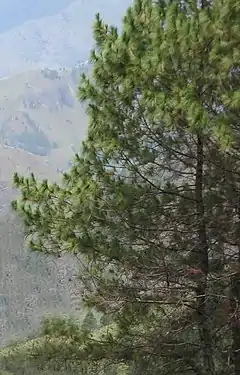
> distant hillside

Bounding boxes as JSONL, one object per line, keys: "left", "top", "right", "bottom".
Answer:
{"left": 0, "top": 64, "right": 91, "bottom": 346}
{"left": 0, "top": 146, "right": 59, "bottom": 182}
{"left": 0, "top": 144, "right": 82, "bottom": 347}
{"left": 0, "top": 0, "right": 74, "bottom": 33}
{"left": 0, "top": 62, "right": 90, "bottom": 344}
{"left": 0, "top": 145, "right": 82, "bottom": 347}
{"left": 0, "top": 207, "right": 82, "bottom": 347}
{"left": 0, "top": 64, "right": 90, "bottom": 174}
{"left": 0, "top": 0, "right": 132, "bottom": 75}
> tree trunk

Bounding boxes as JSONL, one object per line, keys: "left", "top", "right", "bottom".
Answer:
{"left": 230, "top": 193, "right": 240, "bottom": 375}
{"left": 195, "top": 134, "right": 215, "bottom": 375}
{"left": 230, "top": 270, "right": 240, "bottom": 375}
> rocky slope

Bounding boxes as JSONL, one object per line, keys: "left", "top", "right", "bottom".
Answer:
{"left": 0, "top": 63, "right": 90, "bottom": 172}
{"left": 0, "top": 0, "right": 132, "bottom": 75}
{"left": 0, "top": 63, "right": 90, "bottom": 346}
{"left": 0, "top": 0, "right": 74, "bottom": 33}
{"left": 0, "top": 0, "right": 133, "bottom": 348}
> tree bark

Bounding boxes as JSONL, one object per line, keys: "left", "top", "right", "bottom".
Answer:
{"left": 195, "top": 134, "right": 215, "bottom": 375}
{"left": 230, "top": 192, "right": 240, "bottom": 375}
{"left": 230, "top": 270, "right": 240, "bottom": 375}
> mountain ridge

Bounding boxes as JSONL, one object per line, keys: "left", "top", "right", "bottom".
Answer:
{"left": 0, "top": 0, "right": 132, "bottom": 75}
{"left": 0, "top": 0, "right": 75, "bottom": 33}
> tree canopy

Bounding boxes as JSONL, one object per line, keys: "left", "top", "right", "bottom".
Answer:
{"left": 10, "top": 0, "right": 240, "bottom": 374}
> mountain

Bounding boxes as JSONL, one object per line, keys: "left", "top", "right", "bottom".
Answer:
{"left": 0, "top": 0, "right": 133, "bottom": 75}
{"left": 0, "top": 0, "right": 133, "bottom": 348}
{"left": 0, "top": 0, "right": 74, "bottom": 33}
{"left": 0, "top": 63, "right": 90, "bottom": 176}
{"left": 0, "top": 206, "right": 81, "bottom": 347}
{"left": 0, "top": 64, "right": 90, "bottom": 346}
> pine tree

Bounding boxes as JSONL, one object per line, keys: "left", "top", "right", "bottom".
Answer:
{"left": 0, "top": 316, "right": 130, "bottom": 374}
{"left": 12, "top": 0, "right": 240, "bottom": 374}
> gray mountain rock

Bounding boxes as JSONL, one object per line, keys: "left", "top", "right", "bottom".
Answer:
{"left": 0, "top": 0, "right": 132, "bottom": 75}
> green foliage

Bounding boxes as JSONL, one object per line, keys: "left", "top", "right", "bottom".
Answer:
{"left": 82, "top": 310, "right": 98, "bottom": 331}
{"left": 11, "top": 0, "right": 240, "bottom": 374}
{"left": 0, "top": 316, "right": 131, "bottom": 375}
{"left": 100, "top": 314, "right": 112, "bottom": 328}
